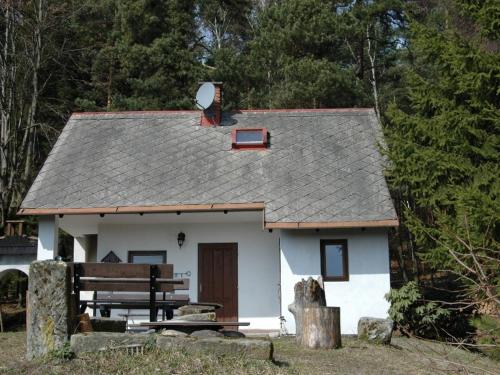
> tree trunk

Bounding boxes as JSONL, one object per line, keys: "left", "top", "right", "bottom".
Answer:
{"left": 299, "top": 307, "right": 341, "bottom": 349}
{"left": 288, "top": 277, "right": 326, "bottom": 343}
{"left": 366, "top": 24, "right": 381, "bottom": 123}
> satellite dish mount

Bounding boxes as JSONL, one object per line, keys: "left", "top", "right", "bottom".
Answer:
{"left": 196, "top": 82, "right": 222, "bottom": 126}
{"left": 195, "top": 82, "right": 216, "bottom": 110}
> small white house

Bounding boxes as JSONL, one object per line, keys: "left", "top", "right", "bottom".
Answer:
{"left": 19, "top": 86, "right": 398, "bottom": 334}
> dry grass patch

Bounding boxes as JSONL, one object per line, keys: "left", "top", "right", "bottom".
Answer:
{"left": 0, "top": 331, "right": 498, "bottom": 375}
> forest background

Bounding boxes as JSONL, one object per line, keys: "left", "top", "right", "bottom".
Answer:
{"left": 0, "top": 0, "right": 498, "bottom": 353}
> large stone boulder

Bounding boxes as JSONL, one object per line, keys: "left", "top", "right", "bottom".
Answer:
{"left": 156, "top": 336, "right": 273, "bottom": 360}
{"left": 172, "top": 312, "right": 216, "bottom": 322}
{"left": 191, "top": 329, "right": 224, "bottom": 338}
{"left": 177, "top": 305, "right": 215, "bottom": 316}
{"left": 160, "top": 329, "right": 188, "bottom": 337}
{"left": 357, "top": 317, "right": 393, "bottom": 345}
{"left": 90, "top": 317, "right": 126, "bottom": 333}
{"left": 221, "top": 330, "right": 246, "bottom": 338}
{"left": 70, "top": 332, "right": 153, "bottom": 355}
{"left": 27, "top": 260, "right": 73, "bottom": 359}
{"left": 70, "top": 332, "right": 274, "bottom": 361}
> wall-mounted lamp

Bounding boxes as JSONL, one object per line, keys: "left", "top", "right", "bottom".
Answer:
{"left": 177, "top": 232, "right": 186, "bottom": 248}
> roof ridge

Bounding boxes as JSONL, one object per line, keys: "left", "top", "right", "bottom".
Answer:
{"left": 70, "top": 108, "right": 375, "bottom": 118}
{"left": 232, "top": 108, "right": 374, "bottom": 113}
{"left": 71, "top": 110, "right": 200, "bottom": 117}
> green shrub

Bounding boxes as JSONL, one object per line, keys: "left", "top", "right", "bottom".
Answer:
{"left": 386, "top": 281, "right": 450, "bottom": 337}
{"left": 471, "top": 315, "right": 500, "bottom": 361}
{"left": 47, "top": 341, "right": 75, "bottom": 362}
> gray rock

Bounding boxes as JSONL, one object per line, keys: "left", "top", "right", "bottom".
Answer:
{"left": 267, "top": 331, "right": 280, "bottom": 339}
{"left": 191, "top": 329, "right": 224, "bottom": 338}
{"left": 70, "top": 332, "right": 152, "bottom": 355}
{"left": 172, "top": 312, "right": 217, "bottom": 322}
{"left": 27, "top": 260, "right": 72, "bottom": 359}
{"left": 90, "top": 317, "right": 126, "bottom": 333}
{"left": 221, "top": 330, "right": 246, "bottom": 338}
{"left": 69, "top": 332, "right": 273, "bottom": 361}
{"left": 357, "top": 317, "right": 393, "bottom": 345}
{"left": 156, "top": 336, "right": 273, "bottom": 361}
{"left": 160, "top": 329, "right": 188, "bottom": 337}
{"left": 177, "top": 305, "right": 215, "bottom": 316}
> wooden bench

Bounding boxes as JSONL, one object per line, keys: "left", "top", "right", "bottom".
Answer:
{"left": 70, "top": 262, "right": 189, "bottom": 322}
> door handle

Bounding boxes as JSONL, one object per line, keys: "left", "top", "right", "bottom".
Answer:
{"left": 199, "top": 284, "right": 202, "bottom": 293}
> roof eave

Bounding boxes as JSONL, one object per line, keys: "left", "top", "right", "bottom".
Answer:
{"left": 17, "top": 202, "right": 266, "bottom": 216}
{"left": 265, "top": 219, "right": 399, "bottom": 229}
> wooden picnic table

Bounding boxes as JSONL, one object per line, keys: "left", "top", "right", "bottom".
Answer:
{"left": 81, "top": 292, "right": 222, "bottom": 320}
{"left": 81, "top": 293, "right": 190, "bottom": 319}
{"left": 139, "top": 320, "right": 250, "bottom": 334}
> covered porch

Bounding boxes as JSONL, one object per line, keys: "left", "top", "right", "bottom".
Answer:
{"left": 35, "top": 209, "right": 282, "bottom": 332}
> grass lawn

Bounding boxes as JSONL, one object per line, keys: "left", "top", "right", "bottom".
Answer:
{"left": 0, "top": 330, "right": 497, "bottom": 374}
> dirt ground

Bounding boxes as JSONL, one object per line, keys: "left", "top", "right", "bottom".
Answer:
{"left": 0, "top": 330, "right": 498, "bottom": 374}
{"left": 0, "top": 303, "right": 26, "bottom": 330}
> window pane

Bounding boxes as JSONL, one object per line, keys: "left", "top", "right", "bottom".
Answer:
{"left": 131, "top": 255, "right": 164, "bottom": 264}
{"left": 236, "top": 130, "right": 263, "bottom": 143}
{"left": 325, "top": 244, "right": 344, "bottom": 277}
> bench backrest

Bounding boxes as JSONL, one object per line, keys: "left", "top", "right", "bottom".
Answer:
{"left": 70, "top": 263, "right": 189, "bottom": 292}
{"left": 95, "top": 291, "right": 191, "bottom": 302}
{"left": 71, "top": 262, "right": 173, "bottom": 278}
{"left": 70, "top": 262, "right": 189, "bottom": 322}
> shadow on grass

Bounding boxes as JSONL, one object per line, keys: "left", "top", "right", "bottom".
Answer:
{"left": 272, "top": 359, "right": 290, "bottom": 367}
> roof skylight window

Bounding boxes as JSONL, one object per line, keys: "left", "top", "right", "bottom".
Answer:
{"left": 231, "top": 128, "right": 268, "bottom": 150}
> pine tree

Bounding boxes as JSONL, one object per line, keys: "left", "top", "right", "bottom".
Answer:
{"left": 384, "top": 0, "right": 500, "bottom": 311}
{"left": 74, "top": 0, "right": 203, "bottom": 111}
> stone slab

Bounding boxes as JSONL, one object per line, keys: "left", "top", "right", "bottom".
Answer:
{"left": 27, "top": 260, "right": 72, "bottom": 359}
{"left": 156, "top": 336, "right": 273, "bottom": 360}
{"left": 70, "top": 332, "right": 154, "bottom": 355}
{"left": 177, "top": 305, "right": 215, "bottom": 316}
{"left": 190, "top": 329, "right": 223, "bottom": 337}
{"left": 172, "top": 312, "right": 216, "bottom": 322}
{"left": 160, "top": 329, "right": 188, "bottom": 337}
{"left": 69, "top": 332, "right": 273, "bottom": 361}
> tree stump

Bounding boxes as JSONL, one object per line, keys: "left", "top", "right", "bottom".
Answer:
{"left": 288, "top": 277, "right": 341, "bottom": 349}
{"left": 299, "top": 307, "right": 341, "bottom": 349}
{"left": 288, "top": 277, "right": 326, "bottom": 343}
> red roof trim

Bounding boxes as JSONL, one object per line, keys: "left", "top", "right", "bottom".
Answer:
{"left": 70, "top": 108, "right": 374, "bottom": 117}
{"left": 233, "top": 108, "right": 374, "bottom": 113}
{"left": 17, "top": 202, "right": 266, "bottom": 216}
{"left": 71, "top": 110, "right": 200, "bottom": 117}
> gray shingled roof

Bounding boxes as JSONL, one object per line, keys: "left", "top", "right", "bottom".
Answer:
{"left": 0, "top": 236, "right": 37, "bottom": 255}
{"left": 21, "top": 109, "right": 396, "bottom": 224}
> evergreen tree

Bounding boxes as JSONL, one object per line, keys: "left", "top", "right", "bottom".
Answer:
{"left": 246, "top": 0, "right": 369, "bottom": 109}
{"left": 384, "top": 0, "right": 500, "bottom": 311}
{"left": 74, "top": 0, "right": 203, "bottom": 111}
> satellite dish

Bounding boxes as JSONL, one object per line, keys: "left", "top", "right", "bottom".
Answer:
{"left": 195, "top": 82, "right": 216, "bottom": 110}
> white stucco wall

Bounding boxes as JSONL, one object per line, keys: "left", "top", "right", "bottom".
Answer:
{"left": 0, "top": 256, "right": 33, "bottom": 277}
{"left": 97, "top": 221, "right": 281, "bottom": 330}
{"left": 280, "top": 228, "right": 391, "bottom": 335}
{"left": 37, "top": 216, "right": 59, "bottom": 260}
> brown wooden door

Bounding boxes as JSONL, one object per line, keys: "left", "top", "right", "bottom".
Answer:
{"left": 198, "top": 243, "right": 238, "bottom": 322}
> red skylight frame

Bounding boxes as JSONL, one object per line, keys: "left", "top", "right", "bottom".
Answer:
{"left": 231, "top": 128, "right": 268, "bottom": 150}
